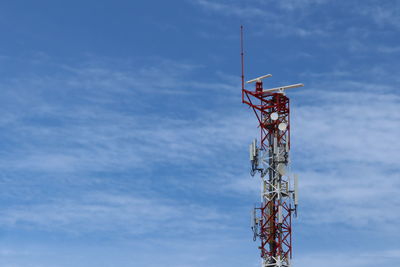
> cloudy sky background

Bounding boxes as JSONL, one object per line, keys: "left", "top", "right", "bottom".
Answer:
{"left": 0, "top": 0, "right": 399, "bottom": 266}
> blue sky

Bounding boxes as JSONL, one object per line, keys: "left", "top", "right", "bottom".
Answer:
{"left": 0, "top": 0, "right": 399, "bottom": 266}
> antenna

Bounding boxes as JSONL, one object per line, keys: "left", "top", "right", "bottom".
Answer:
{"left": 241, "top": 25, "right": 245, "bottom": 91}
{"left": 246, "top": 74, "right": 273, "bottom": 84}
{"left": 294, "top": 174, "right": 299, "bottom": 206}
{"left": 263, "top": 83, "right": 304, "bottom": 93}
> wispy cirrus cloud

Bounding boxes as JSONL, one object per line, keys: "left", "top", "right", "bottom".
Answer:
{"left": 289, "top": 78, "right": 400, "bottom": 233}
{"left": 0, "top": 56, "right": 243, "bottom": 174}
{"left": 0, "top": 192, "right": 229, "bottom": 236}
{"left": 2, "top": 55, "right": 398, "bottom": 233}
{"left": 0, "top": 56, "right": 251, "bottom": 242}
{"left": 0, "top": 52, "right": 398, "bottom": 266}
{"left": 296, "top": 249, "right": 400, "bottom": 267}
{"left": 224, "top": 75, "right": 400, "bottom": 236}
{"left": 195, "top": 0, "right": 266, "bottom": 18}
{"left": 360, "top": 1, "right": 400, "bottom": 29}
{"left": 192, "top": 0, "right": 330, "bottom": 37}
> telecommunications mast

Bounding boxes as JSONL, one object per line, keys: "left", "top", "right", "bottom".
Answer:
{"left": 241, "top": 26, "right": 303, "bottom": 267}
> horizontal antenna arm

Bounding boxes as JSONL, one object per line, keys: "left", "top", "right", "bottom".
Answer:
{"left": 246, "top": 74, "right": 272, "bottom": 84}
{"left": 263, "top": 83, "right": 304, "bottom": 93}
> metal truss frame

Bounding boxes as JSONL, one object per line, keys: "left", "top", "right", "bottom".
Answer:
{"left": 243, "top": 81, "right": 294, "bottom": 267}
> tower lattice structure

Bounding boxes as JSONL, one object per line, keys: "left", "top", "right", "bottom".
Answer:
{"left": 243, "top": 80, "right": 297, "bottom": 267}
{"left": 240, "top": 26, "right": 302, "bottom": 267}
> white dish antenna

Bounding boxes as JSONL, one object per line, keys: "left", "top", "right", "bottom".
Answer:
{"left": 278, "top": 122, "right": 287, "bottom": 131}
{"left": 263, "top": 83, "right": 304, "bottom": 93}
{"left": 270, "top": 112, "right": 279, "bottom": 121}
{"left": 246, "top": 74, "right": 272, "bottom": 84}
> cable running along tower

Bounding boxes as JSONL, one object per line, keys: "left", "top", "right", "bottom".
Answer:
{"left": 241, "top": 26, "right": 303, "bottom": 267}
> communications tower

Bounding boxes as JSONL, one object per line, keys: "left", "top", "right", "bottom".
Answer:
{"left": 241, "top": 26, "right": 303, "bottom": 267}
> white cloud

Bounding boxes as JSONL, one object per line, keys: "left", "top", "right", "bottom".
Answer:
{"left": 193, "top": 0, "right": 328, "bottom": 37}
{"left": 195, "top": 0, "right": 266, "bottom": 18}
{"left": 0, "top": 55, "right": 398, "bottom": 261}
{"left": 0, "top": 58, "right": 247, "bottom": 174}
{"left": 275, "top": 0, "right": 329, "bottom": 11}
{"left": 0, "top": 192, "right": 229, "bottom": 236}
{"left": 296, "top": 249, "right": 400, "bottom": 267}
{"left": 220, "top": 74, "right": 400, "bottom": 234}
{"left": 285, "top": 80, "right": 400, "bottom": 232}
{"left": 0, "top": 57, "right": 249, "bottom": 238}
{"left": 360, "top": 2, "right": 400, "bottom": 29}
{"left": 293, "top": 88, "right": 399, "bottom": 166}
{"left": 378, "top": 45, "right": 400, "bottom": 53}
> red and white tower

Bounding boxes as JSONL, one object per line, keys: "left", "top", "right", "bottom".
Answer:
{"left": 241, "top": 26, "right": 303, "bottom": 267}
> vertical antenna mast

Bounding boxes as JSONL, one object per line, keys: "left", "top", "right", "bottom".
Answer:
{"left": 241, "top": 30, "right": 304, "bottom": 267}
{"left": 241, "top": 25, "right": 245, "bottom": 91}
